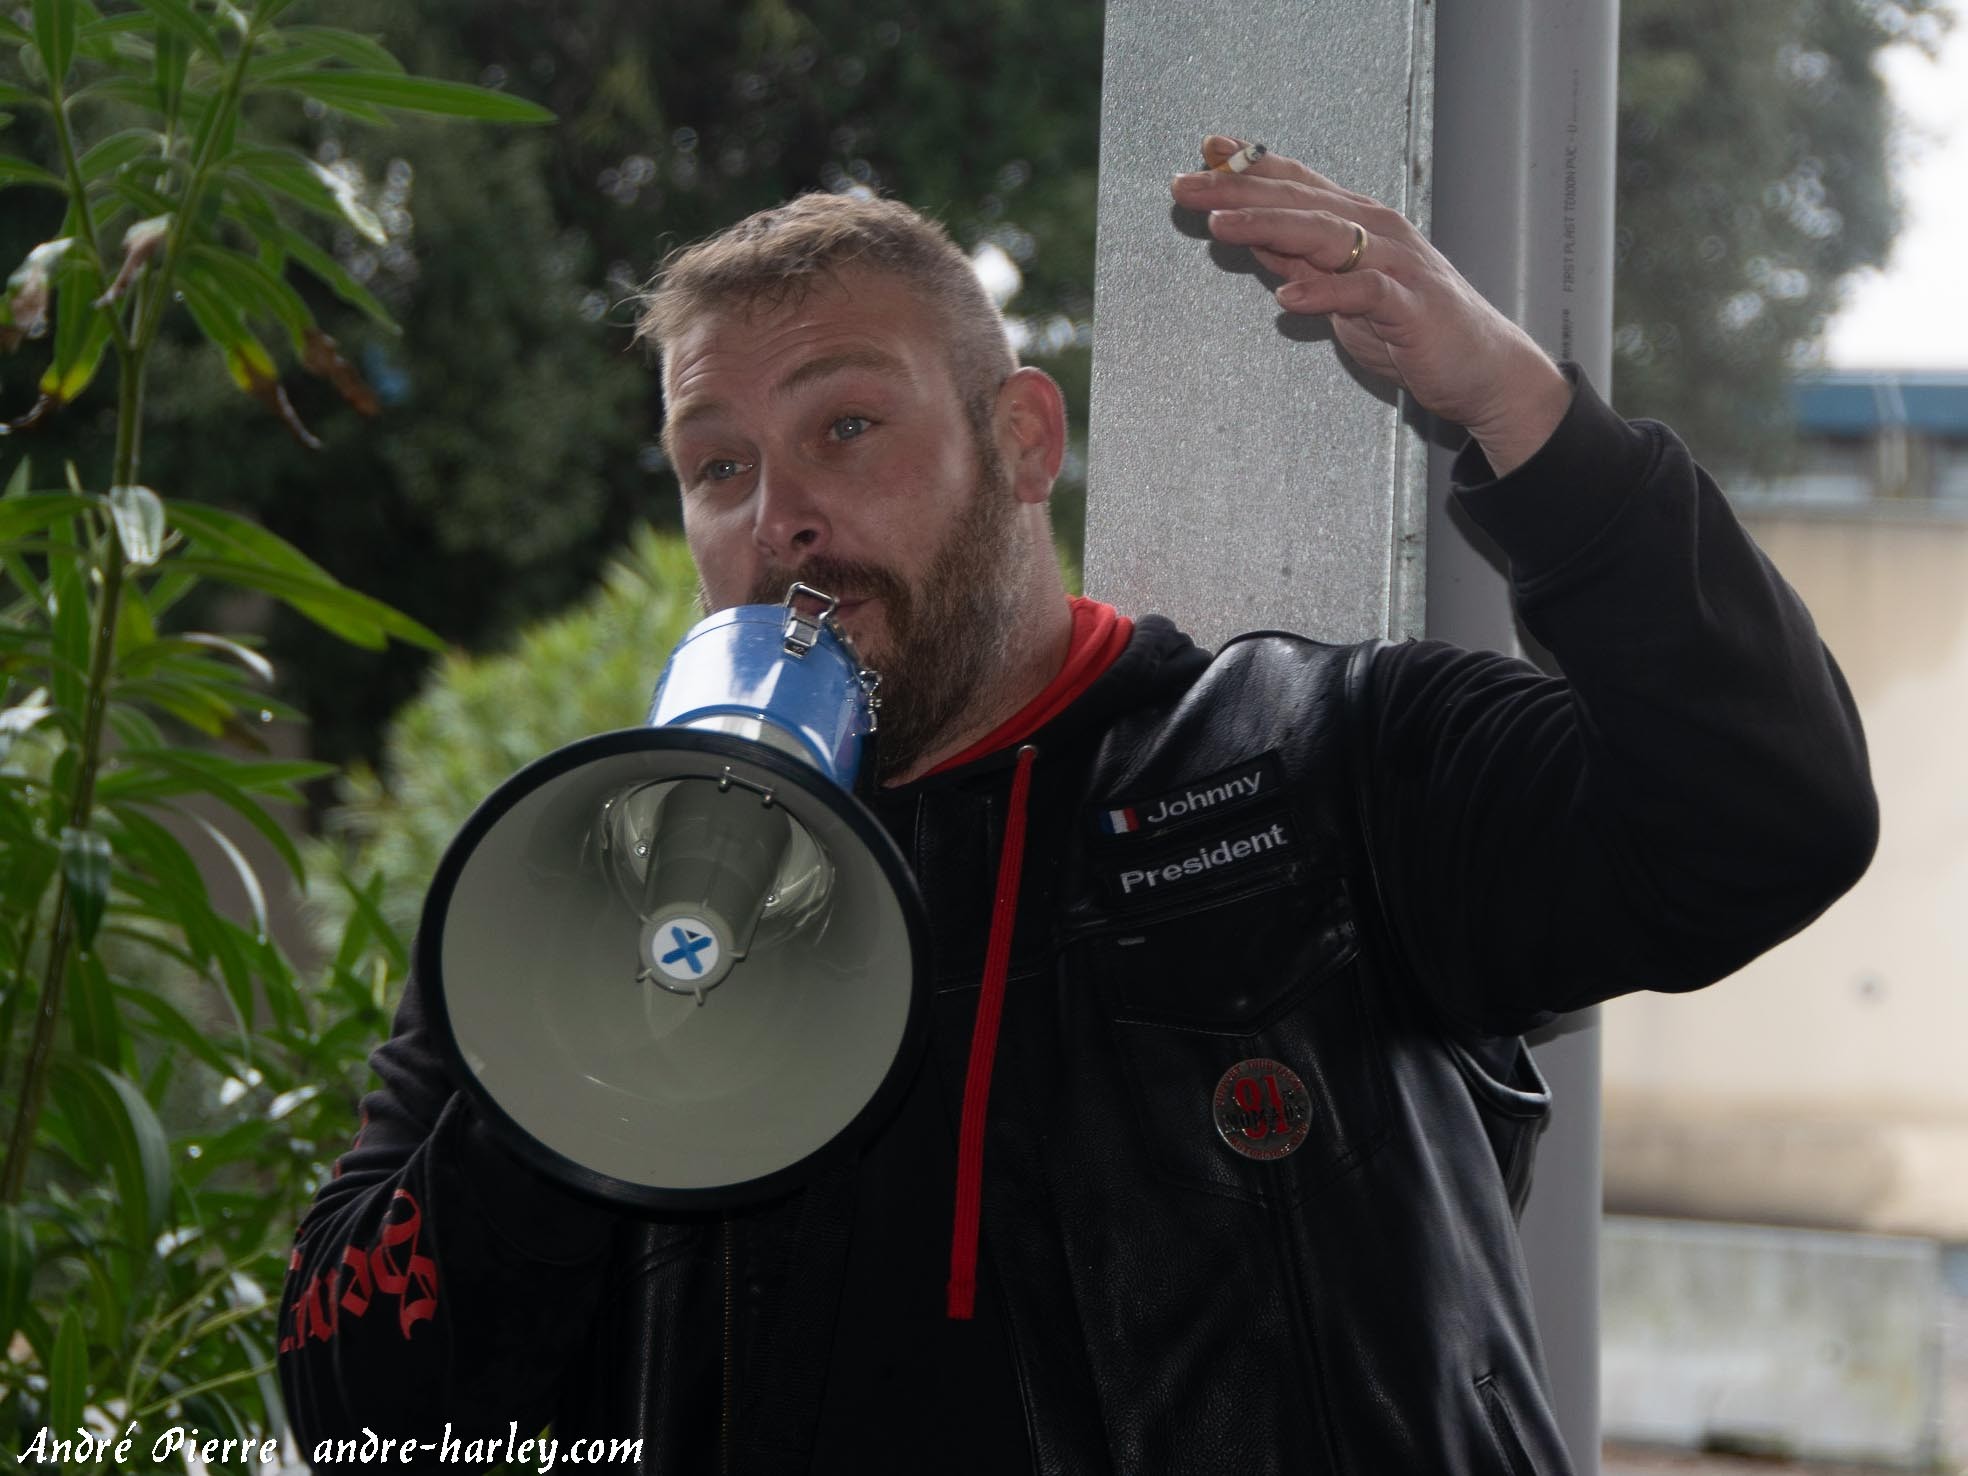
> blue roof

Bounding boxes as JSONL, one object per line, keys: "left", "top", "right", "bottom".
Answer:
{"left": 1794, "top": 371, "right": 1968, "bottom": 436}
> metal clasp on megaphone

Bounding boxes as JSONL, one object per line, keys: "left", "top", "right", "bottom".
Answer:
{"left": 781, "top": 582, "right": 836, "bottom": 657}
{"left": 782, "top": 583, "right": 882, "bottom": 732}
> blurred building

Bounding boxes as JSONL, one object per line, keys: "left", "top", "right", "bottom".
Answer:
{"left": 1598, "top": 369, "right": 1968, "bottom": 1470}
{"left": 1602, "top": 368, "right": 1968, "bottom": 1239}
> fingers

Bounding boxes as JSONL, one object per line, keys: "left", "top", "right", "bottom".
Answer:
{"left": 1196, "top": 134, "right": 1382, "bottom": 210}
{"left": 1174, "top": 136, "right": 1409, "bottom": 246}
{"left": 1205, "top": 206, "right": 1376, "bottom": 278}
{"left": 1274, "top": 266, "right": 1405, "bottom": 321}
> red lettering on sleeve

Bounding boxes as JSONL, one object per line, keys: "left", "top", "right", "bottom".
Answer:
{"left": 277, "top": 1188, "right": 440, "bottom": 1354}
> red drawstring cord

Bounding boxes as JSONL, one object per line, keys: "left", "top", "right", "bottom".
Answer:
{"left": 947, "top": 743, "right": 1038, "bottom": 1320}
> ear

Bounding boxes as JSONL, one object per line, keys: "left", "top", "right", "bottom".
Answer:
{"left": 994, "top": 367, "right": 1068, "bottom": 505}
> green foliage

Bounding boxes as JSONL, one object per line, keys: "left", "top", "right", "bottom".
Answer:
{"left": 306, "top": 524, "right": 704, "bottom": 948}
{"left": 1612, "top": 0, "right": 1953, "bottom": 470}
{"left": 6, "top": 0, "right": 1104, "bottom": 771}
{"left": 0, "top": 0, "right": 537, "bottom": 1462}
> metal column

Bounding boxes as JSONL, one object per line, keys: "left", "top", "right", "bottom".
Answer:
{"left": 1086, "top": 3, "right": 1618, "bottom": 1472}
{"left": 1429, "top": 5, "right": 1617, "bottom": 1472}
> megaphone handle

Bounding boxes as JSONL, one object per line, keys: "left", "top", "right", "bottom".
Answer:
{"left": 853, "top": 728, "right": 883, "bottom": 798}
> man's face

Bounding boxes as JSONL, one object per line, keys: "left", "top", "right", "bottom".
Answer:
{"left": 662, "top": 268, "right": 1020, "bottom": 778}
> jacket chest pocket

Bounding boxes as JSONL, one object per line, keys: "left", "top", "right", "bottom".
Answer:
{"left": 1089, "top": 876, "right": 1392, "bottom": 1206}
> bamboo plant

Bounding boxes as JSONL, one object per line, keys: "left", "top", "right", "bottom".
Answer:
{"left": 0, "top": 0, "right": 550, "bottom": 1462}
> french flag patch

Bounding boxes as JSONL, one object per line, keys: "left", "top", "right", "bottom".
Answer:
{"left": 1099, "top": 807, "right": 1139, "bottom": 835}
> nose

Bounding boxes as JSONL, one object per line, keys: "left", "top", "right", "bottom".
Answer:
{"left": 752, "top": 462, "right": 829, "bottom": 565}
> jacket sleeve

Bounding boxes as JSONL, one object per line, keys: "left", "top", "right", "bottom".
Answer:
{"left": 276, "top": 964, "right": 620, "bottom": 1461}
{"left": 1358, "top": 368, "right": 1878, "bottom": 1038}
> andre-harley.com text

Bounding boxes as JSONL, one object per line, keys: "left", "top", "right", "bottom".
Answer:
{"left": 18, "top": 1421, "right": 645, "bottom": 1471}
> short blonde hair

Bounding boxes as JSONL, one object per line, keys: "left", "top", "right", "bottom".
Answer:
{"left": 633, "top": 192, "right": 1015, "bottom": 441}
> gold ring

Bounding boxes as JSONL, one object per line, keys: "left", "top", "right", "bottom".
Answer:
{"left": 1336, "top": 221, "right": 1367, "bottom": 274}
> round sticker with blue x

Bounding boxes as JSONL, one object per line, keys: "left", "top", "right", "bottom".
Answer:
{"left": 652, "top": 916, "right": 721, "bottom": 984}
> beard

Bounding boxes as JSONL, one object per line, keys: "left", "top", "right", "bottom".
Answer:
{"left": 740, "top": 436, "right": 1021, "bottom": 782}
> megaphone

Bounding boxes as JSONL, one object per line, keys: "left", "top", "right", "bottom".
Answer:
{"left": 417, "top": 583, "right": 930, "bottom": 1211}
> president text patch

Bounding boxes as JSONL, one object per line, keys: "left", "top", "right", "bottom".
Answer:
{"left": 1097, "top": 810, "right": 1298, "bottom": 905}
{"left": 1092, "top": 752, "right": 1286, "bottom": 840}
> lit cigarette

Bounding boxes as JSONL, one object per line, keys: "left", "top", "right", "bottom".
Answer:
{"left": 1211, "top": 142, "right": 1268, "bottom": 174}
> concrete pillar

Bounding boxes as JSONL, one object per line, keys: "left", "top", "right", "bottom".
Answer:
{"left": 1085, "top": 0, "right": 1435, "bottom": 646}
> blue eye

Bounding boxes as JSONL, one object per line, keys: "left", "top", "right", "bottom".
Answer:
{"left": 699, "top": 458, "right": 745, "bottom": 483}
{"left": 831, "top": 415, "right": 872, "bottom": 441}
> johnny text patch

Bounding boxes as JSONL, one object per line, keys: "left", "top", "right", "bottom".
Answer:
{"left": 1092, "top": 752, "right": 1287, "bottom": 841}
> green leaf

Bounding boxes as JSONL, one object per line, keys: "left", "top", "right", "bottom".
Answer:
{"left": 115, "top": 983, "right": 237, "bottom": 1077}
{"left": 113, "top": 575, "right": 158, "bottom": 661}
{"left": 277, "top": 25, "right": 405, "bottom": 74}
{"left": 0, "top": 154, "right": 66, "bottom": 190}
{"left": 103, "top": 796, "right": 209, "bottom": 895}
{"left": 0, "top": 1204, "right": 33, "bottom": 1359}
{"left": 153, "top": 24, "right": 187, "bottom": 120}
{"left": 0, "top": 16, "right": 33, "bottom": 45}
{"left": 224, "top": 147, "right": 385, "bottom": 246}
{"left": 61, "top": 823, "right": 112, "bottom": 951}
{"left": 107, "top": 174, "right": 179, "bottom": 222}
{"left": 337, "top": 868, "right": 407, "bottom": 970}
{"left": 184, "top": 243, "right": 313, "bottom": 354}
{"left": 142, "top": 565, "right": 198, "bottom": 620}
{"left": 0, "top": 825, "right": 59, "bottom": 938}
{"left": 167, "top": 504, "right": 440, "bottom": 649}
{"left": 100, "top": 805, "right": 254, "bottom": 1045}
{"left": 127, "top": 0, "right": 223, "bottom": 63}
{"left": 109, "top": 483, "right": 165, "bottom": 567}
{"left": 178, "top": 631, "right": 276, "bottom": 685}
{"left": 274, "top": 70, "right": 555, "bottom": 123}
{"left": 51, "top": 1056, "right": 174, "bottom": 1247}
{"left": 42, "top": 307, "right": 116, "bottom": 406}
{"left": 48, "top": 1304, "right": 86, "bottom": 1438}
{"left": 170, "top": 555, "right": 408, "bottom": 651}
{"left": 38, "top": 250, "right": 114, "bottom": 406}
{"left": 105, "top": 701, "right": 167, "bottom": 751}
{"left": 174, "top": 269, "right": 281, "bottom": 398}
{"left": 48, "top": 532, "right": 90, "bottom": 725}
{"left": 113, "top": 674, "right": 231, "bottom": 736}
{"left": 68, "top": 948, "right": 124, "bottom": 1066}
{"left": 191, "top": 810, "right": 269, "bottom": 941}
{"left": 100, "top": 747, "right": 328, "bottom": 805}
{"left": 0, "top": 491, "right": 97, "bottom": 543}
{"left": 74, "top": 72, "right": 213, "bottom": 121}
{"left": 98, "top": 748, "right": 306, "bottom": 881}
{"left": 267, "top": 219, "right": 397, "bottom": 333}
{"left": 77, "top": 126, "right": 163, "bottom": 183}
{"left": 77, "top": 10, "right": 155, "bottom": 40}
{"left": 33, "top": 0, "right": 77, "bottom": 90}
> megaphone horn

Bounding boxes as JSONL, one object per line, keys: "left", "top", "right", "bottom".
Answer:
{"left": 418, "top": 584, "right": 929, "bottom": 1211}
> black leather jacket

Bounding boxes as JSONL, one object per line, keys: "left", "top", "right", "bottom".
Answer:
{"left": 278, "top": 377, "right": 1876, "bottom": 1473}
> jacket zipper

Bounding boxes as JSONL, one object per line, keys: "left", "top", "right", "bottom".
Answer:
{"left": 720, "top": 1214, "right": 735, "bottom": 1475}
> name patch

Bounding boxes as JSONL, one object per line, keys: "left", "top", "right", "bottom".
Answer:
{"left": 1092, "top": 753, "right": 1286, "bottom": 840}
{"left": 1099, "top": 812, "right": 1298, "bottom": 905}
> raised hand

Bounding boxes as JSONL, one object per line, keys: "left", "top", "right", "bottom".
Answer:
{"left": 1170, "top": 136, "right": 1571, "bottom": 475}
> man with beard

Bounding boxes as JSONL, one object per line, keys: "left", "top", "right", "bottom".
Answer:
{"left": 277, "top": 143, "right": 1876, "bottom": 1473}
